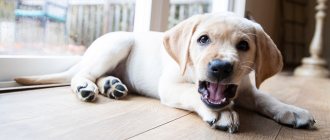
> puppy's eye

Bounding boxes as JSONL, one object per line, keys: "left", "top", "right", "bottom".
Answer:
{"left": 236, "top": 40, "right": 249, "bottom": 51}
{"left": 197, "top": 35, "right": 211, "bottom": 46}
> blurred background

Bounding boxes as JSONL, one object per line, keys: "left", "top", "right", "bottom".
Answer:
{"left": 0, "top": 0, "right": 329, "bottom": 70}
{"left": 0, "top": 0, "right": 211, "bottom": 56}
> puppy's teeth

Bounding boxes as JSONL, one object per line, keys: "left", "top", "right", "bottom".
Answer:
{"left": 221, "top": 98, "right": 226, "bottom": 102}
{"left": 203, "top": 94, "right": 207, "bottom": 99}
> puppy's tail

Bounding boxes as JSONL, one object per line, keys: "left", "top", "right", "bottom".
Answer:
{"left": 15, "top": 63, "right": 80, "bottom": 85}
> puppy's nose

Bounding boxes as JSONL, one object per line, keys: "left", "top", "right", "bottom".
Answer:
{"left": 208, "top": 59, "right": 233, "bottom": 80}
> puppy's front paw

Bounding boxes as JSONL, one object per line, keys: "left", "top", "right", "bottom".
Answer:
{"left": 97, "top": 76, "right": 128, "bottom": 99}
{"left": 214, "top": 110, "right": 239, "bottom": 133}
{"left": 196, "top": 107, "right": 218, "bottom": 127}
{"left": 274, "top": 105, "right": 315, "bottom": 129}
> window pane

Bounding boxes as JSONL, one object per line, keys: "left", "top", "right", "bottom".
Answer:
{"left": 168, "top": 0, "right": 211, "bottom": 29}
{"left": 0, "top": 0, "right": 135, "bottom": 56}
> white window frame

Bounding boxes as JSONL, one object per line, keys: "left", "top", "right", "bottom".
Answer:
{"left": 134, "top": 0, "right": 246, "bottom": 32}
{"left": 212, "top": 0, "right": 246, "bottom": 17}
{"left": 0, "top": 0, "right": 246, "bottom": 88}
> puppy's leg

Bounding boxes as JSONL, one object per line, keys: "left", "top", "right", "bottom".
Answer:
{"left": 236, "top": 76, "right": 315, "bottom": 128}
{"left": 71, "top": 39, "right": 133, "bottom": 102}
{"left": 159, "top": 81, "right": 239, "bottom": 133}
{"left": 96, "top": 76, "right": 128, "bottom": 99}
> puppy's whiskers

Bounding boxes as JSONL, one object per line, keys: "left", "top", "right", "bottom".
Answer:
{"left": 239, "top": 61, "right": 254, "bottom": 65}
{"left": 240, "top": 65, "right": 255, "bottom": 72}
{"left": 237, "top": 61, "right": 254, "bottom": 72}
{"left": 245, "top": 33, "right": 257, "bottom": 36}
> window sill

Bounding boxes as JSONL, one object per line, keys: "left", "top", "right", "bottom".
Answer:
{"left": 0, "top": 55, "right": 81, "bottom": 84}
{"left": 0, "top": 81, "right": 69, "bottom": 93}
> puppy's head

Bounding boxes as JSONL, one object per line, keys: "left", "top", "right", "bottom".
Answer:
{"left": 163, "top": 12, "right": 283, "bottom": 110}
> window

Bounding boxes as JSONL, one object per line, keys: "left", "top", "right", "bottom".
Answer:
{"left": 168, "top": 0, "right": 212, "bottom": 28}
{"left": 0, "top": 0, "right": 136, "bottom": 56}
{"left": 0, "top": 0, "right": 245, "bottom": 88}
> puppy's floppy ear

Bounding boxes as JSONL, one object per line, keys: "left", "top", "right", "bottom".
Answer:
{"left": 163, "top": 15, "right": 202, "bottom": 75}
{"left": 254, "top": 24, "right": 283, "bottom": 88}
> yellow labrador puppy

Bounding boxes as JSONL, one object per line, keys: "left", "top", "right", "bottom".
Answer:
{"left": 16, "top": 12, "right": 315, "bottom": 133}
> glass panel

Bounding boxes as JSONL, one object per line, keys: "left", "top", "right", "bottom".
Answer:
{"left": 0, "top": 0, "right": 136, "bottom": 56}
{"left": 168, "top": 0, "right": 212, "bottom": 29}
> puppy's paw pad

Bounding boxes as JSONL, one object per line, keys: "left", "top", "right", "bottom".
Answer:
{"left": 215, "top": 110, "right": 239, "bottom": 133}
{"left": 97, "top": 76, "right": 128, "bottom": 99}
{"left": 109, "top": 83, "right": 128, "bottom": 99}
{"left": 76, "top": 83, "right": 97, "bottom": 102}
{"left": 275, "top": 107, "right": 315, "bottom": 129}
{"left": 80, "top": 91, "right": 96, "bottom": 102}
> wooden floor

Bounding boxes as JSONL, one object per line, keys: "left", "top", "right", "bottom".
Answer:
{"left": 1, "top": 73, "right": 330, "bottom": 140}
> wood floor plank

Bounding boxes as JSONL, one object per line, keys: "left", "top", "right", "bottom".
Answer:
{"left": 131, "top": 107, "right": 282, "bottom": 140}
{"left": 0, "top": 87, "right": 189, "bottom": 140}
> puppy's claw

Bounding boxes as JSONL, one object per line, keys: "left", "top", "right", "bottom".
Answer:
{"left": 295, "top": 119, "right": 316, "bottom": 129}
{"left": 294, "top": 112, "right": 316, "bottom": 129}
{"left": 215, "top": 123, "right": 239, "bottom": 133}
{"left": 206, "top": 119, "right": 217, "bottom": 127}
{"left": 228, "top": 124, "right": 239, "bottom": 133}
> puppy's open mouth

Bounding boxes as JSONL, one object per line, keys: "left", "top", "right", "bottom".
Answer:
{"left": 198, "top": 81, "right": 238, "bottom": 109}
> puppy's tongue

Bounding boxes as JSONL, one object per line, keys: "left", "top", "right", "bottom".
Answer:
{"left": 207, "top": 83, "right": 225, "bottom": 101}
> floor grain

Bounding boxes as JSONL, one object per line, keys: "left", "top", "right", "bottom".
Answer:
{"left": 0, "top": 73, "right": 329, "bottom": 140}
